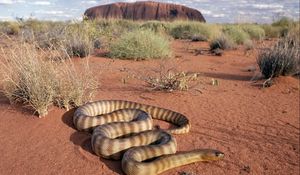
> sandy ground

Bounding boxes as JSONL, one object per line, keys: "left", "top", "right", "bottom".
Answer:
{"left": 0, "top": 40, "right": 299, "bottom": 175}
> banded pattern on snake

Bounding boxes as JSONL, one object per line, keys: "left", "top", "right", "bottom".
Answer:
{"left": 73, "top": 100, "right": 224, "bottom": 175}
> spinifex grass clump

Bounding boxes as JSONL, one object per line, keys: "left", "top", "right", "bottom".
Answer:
{"left": 169, "top": 21, "right": 220, "bottom": 41}
{"left": 0, "top": 41, "right": 97, "bottom": 117}
{"left": 209, "top": 34, "right": 236, "bottom": 50}
{"left": 241, "top": 24, "right": 265, "bottom": 40}
{"left": 222, "top": 25, "right": 250, "bottom": 45}
{"left": 109, "top": 29, "right": 172, "bottom": 60}
{"left": 257, "top": 37, "right": 299, "bottom": 79}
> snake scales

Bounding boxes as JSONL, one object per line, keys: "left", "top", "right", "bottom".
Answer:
{"left": 73, "top": 100, "right": 224, "bottom": 175}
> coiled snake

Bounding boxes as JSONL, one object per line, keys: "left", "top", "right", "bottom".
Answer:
{"left": 73, "top": 100, "right": 224, "bottom": 175}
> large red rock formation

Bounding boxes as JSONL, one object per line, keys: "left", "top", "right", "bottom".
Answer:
{"left": 84, "top": 1, "right": 206, "bottom": 22}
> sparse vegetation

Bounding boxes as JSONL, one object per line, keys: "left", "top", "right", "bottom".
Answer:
{"left": 244, "top": 39, "right": 254, "bottom": 50}
{"left": 140, "top": 21, "right": 171, "bottom": 34}
{"left": 109, "top": 29, "right": 172, "bottom": 60}
{"left": 209, "top": 34, "right": 236, "bottom": 50}
{"left": 146, "top": 71, "right": 198, "bottom": 91}
{"left": 241, "top": 24, "right": 265, "bottom": 40}
{"left": 0, "top": 40, "right": 97, "bottom": 117}
{"left": 0, "top": 18, "right": 299, "bottom": 115}
{"left": 0, "top": 21, "right": 21, "bottom": 35}
{"left": 222, "top": 25, "right": 250, "bottom": 45}
{"left": 257, "top": 37, "right": 299, "bottom": 79}
{"left": 260, "top": 25, "right": 281, "bottom": 38}
{"left": 169, "top": 21, "right": 220, "bottom": 41}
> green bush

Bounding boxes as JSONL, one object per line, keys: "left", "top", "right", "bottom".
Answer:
{"left": 169, "top": 22, "right": 214, "bottom": 40}
{"left": 260, "top": 25, "right": 281, "bottom": 38}
{"left": 241, "top": 24, "right": 265, "bottom": 40}
{"left": 272, "top": 17, "right": 296, "bottom": 37}
{"left": 257, "top": 37, "right": 299, "bottom": 78}
{"left": 89, "top": 19, "right": 139, "bottom": 49}
{"left": 272, "top": 17, "right": 294, "bottom": 27}
{"left": 209, "top": 34, "right": 236, "bottom": 50}
{"left": 140, "top": 21, "right": 171, "bottom": 34}
{"left": 109, "top": 29, "right": 171, "bottom": 60}
{"left": 222, "top": 25, "right": 250, "bottom": 44}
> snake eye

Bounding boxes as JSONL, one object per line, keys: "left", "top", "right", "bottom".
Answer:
{"left": 215, "top": 151, "right": 224, "bottom": 158}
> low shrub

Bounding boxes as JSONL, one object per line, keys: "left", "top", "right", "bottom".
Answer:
{"left": 64, "top": 32, "right": 92, "bottom": 58}
{"left": 209, "top": 34, "right": 236, "bottom": 50}
{"left": 286, "top": 23, "right": 300, "bottom": 46}
{"left": 146, "top": 71, "right": 198, "bottom": 91}
{"left": 62, "top": 22, "right": 96, "bottom": 58}
{"left": 271, "top": 17, "right": 296, "bottom": 37}
{"left": 244, "top": 39, "right": 254, "bottom": 50}
{"left": 0, "top": 41, "right": 97, "bottom": 117}
{"left": 272, "top": 17, "right": 294, "bottom": 27}
{"left": 257, "top": 37, "right": 299, "bottom": 79}
{"left": 241, "top": 24, "right": 265, "bottom": 40}
{"left": 0, "top": 43, "right": 57, "bottom": 116}
{"left": 169, "top": 22, "right": 216, "bottom": 40}
{"left": 222, "top": 25, "right": 250, "bottom": 45}
{"left": 6, "top": 22, "right": 21, "bottom": 35}
{"left": 260, "top": 25, "right": 281, "bottom": 38}
{"left": 109, "top": 29, "right": 171, "bottom": 60}
{"left": 140, "top": 21, "right": 171, "bottom": 34}
{"left": 53, "top": 59, "right": 97, "bottom": 110}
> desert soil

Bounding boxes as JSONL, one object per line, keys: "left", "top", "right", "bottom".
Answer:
{"left": 0, "top": 40, "right": 299, "bottom": 175}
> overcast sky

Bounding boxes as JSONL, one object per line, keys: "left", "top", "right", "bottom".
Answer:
{"left": 0, "top": 0, "right": 299, "bottom": 23}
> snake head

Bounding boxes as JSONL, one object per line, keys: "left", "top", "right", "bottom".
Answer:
{"left": 198, "top": 149, "right": 225, "bottom": 161}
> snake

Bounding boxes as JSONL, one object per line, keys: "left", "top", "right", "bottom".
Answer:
{"left": 73, "top": 100, "right": 224, "bottom": 175}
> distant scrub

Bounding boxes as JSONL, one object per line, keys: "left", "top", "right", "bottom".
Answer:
{"left": 0, "top": 21, "right": 21, "bottom": 35}
{"left": 169, "top": 21, "right": 220, "bottom": 41}
{"left": 140, "top": 21, "right": 171, "bottom": 34}
{"left": 260, "top": 25, "right": 281, "bottom": 38}
{"left": 241, "top": 24, "right": 265, "bottom": 40}
{"left": 109, "top": 29, "right": 172, "bottom": 60}
{"left": 260, "top": 17, "right": 298, "bottom": 38}
{"left": 209, "top": 34, "right": 236, "bottom": 50}
{"left": 222, "top": 25, "right": 250, "bottom": 45}
{"left": 64, "top": 22, "right": 96, "bottom": 57}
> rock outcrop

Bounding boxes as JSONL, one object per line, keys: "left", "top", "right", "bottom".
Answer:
{"left": 84, "top": 1, "right": 206, "bottom": 22}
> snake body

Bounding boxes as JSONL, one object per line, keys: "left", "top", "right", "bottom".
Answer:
{"left": 73, "top": 100, "right": 224, "bottom": 175}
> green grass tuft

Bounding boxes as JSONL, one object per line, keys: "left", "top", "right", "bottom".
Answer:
{"left": 222, "top": 25, "right": 250, "bottom": 45}
{"left": 109, "top": 29, "right": 172, "bottom": 60}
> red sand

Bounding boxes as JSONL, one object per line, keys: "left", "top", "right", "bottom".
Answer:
{"left": 0, "top": 40, "right": 299, "bottom": 175}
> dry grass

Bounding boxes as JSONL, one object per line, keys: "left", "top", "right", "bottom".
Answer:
{"left": 146, "top": 71, "right": 197, "bottom": 91}
{"left": 209, "top": 34, "right": 236, "bottom": 50}
{"left": 257, "top": 37, "right": 299, "bottom": 79}
{"left": 0, "top": 38, "right": 97, "bottom": 117}
{"left": 142, "top": 63, "right": 198, "bottom": 91}
{"left": 53, "top": 58, "right": 97, "bottom": 111}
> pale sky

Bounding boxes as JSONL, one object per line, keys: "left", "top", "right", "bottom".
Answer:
{"left": 0, "top": 0, "right": 299, "bottom": 23}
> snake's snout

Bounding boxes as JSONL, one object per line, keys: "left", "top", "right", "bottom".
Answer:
{"left": 215, "top": 151, "right": 224, "bottom": 158}
{"left": 198, "top": 149, "right": 225, "bottom": 161}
